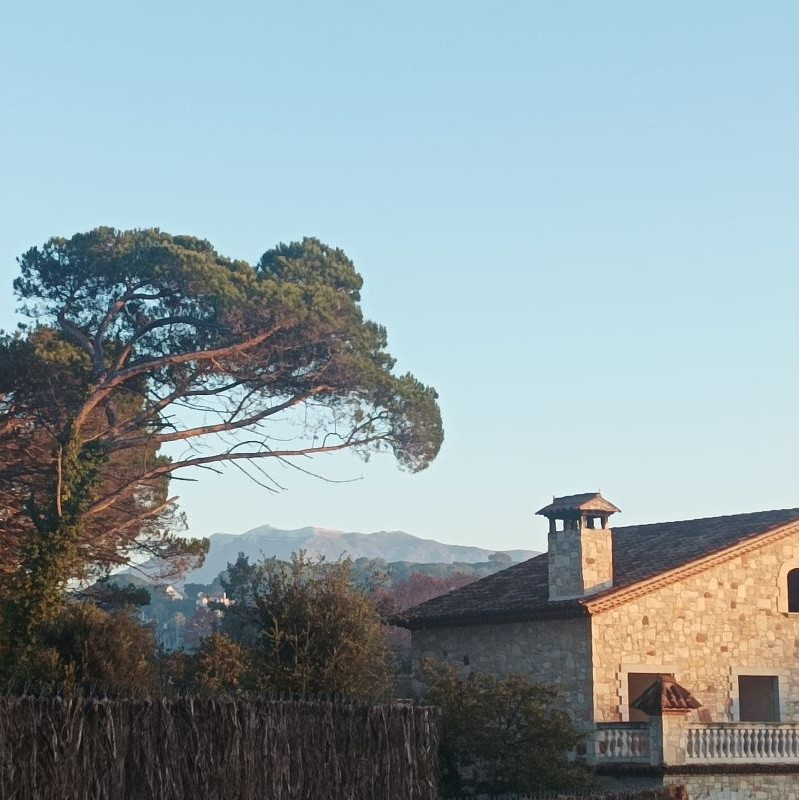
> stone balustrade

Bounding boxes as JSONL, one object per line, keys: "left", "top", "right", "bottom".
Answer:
{"left": 593, "top": 722, "right": 799, "bottom": 766}
{"left": 685, "top": 723, "right": 798, "bottom": 763}
{"left": 594, "top": 723, "right": 651, "bottom": 762}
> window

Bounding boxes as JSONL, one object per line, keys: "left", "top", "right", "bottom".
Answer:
{"left": 627, "top": 672, "right": 672, "bottom": 722}
{"left": 788, "top": 568, "right": 798, "bottom": 613}
{"left": 778, "top": 561, "right": 799, "bottom": 613}
{"left": 738, "top": 675, "right": 780, "bottom": 722}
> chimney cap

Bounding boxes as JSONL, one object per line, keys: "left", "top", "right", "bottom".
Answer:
{"left": 536, "top": 492, "right": 620, "bottom": 517}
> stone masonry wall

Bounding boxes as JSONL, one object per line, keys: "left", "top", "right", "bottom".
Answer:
{"left": 411, "top": 615, "right": 595, "bottom": 723}
{"left": 581, "top": 526, "right": 614, "bottom": 595}
{"left": 547, "top": 524, "right": 614, "bottom": 599}
{"left": 548, "top": 526, "right": 584, "bottom": 598}
{"left": 664, "top": 772, "right": 799, "bottom": 800}
{"left": 590, "top": 529, "right": 799, "bottom": 723}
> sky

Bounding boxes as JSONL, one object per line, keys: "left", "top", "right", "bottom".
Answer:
{"left": 1, "top": 1, "right": 797, "bottom": 554}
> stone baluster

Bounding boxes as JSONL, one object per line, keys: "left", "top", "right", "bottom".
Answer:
{"left": 685, "top": 724, "right": 800, "bottom": 763}
{"left": 685, "top": 728, "right": 693, "bottom": 758}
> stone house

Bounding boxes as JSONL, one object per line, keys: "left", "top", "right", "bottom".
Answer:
{"left": 398, "top": 493, "right": 799, "bottom": 800}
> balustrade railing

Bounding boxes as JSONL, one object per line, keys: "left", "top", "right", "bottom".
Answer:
{"left": 594, "top": 724, "right": 651, "bottom": 762}
{"left": 686, "top": 723, "right": 798, "bottom": 763}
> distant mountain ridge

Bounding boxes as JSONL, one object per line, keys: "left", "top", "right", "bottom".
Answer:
{"left": 142, "top": 525, "right": 538, "bottom": 585}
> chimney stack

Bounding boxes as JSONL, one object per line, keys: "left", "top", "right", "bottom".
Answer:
{"left": 536, "top": 492, "right": 620, "bottom": 600}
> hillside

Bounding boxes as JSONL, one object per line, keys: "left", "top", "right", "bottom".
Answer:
{"left": 134, "top": 525, "right": 538, "bottom": 585}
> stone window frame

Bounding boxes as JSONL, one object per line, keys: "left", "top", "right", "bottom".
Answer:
{"left": 729, "top": 666, "right": 790, "bottom": 722}
{"left": 777, "top": 557, "right": 799, "bottom": 615}
{"left": 617, "top": 662, "right": 679, "bottom": 722}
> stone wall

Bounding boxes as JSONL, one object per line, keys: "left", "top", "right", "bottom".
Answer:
{"left": 547, "top": 523, "right": 614, "bottom": 599}
{"left": 581, "top": 525, "right": 615, "bottom": 595}
{"left": 411, "top": 615, "right": 595, "bottom": 722}
{"left": 590, "top": 529, "right": 799, "bottom": 723}
{"left": 548, "top": 525, "right": 584, "bottom": 598}
{"left": 410, "top": 527, "right": 798, "bottom": 736}
{"left": 664, "top": 771, "right": 799, "bottom": 800}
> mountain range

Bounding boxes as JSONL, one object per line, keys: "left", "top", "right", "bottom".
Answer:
{"left": 140, "top": 525, "right": 538, "bottom": 585}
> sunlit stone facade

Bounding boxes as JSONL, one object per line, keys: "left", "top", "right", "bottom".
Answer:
{"left": 405, "top": 497, "right": 799, "bottom": 800}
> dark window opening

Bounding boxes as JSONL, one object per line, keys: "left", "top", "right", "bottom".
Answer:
{"left": 788, "top": 569, "right": 798, "bottom": 613}
{"left": 463, "top": 655, "right": 470, "bottom": 666}
{"left": 738, "top": 675, "right": 780, "bottom": 722}
{"left": 628, "top": 672, "right": 672, "bottom": 722}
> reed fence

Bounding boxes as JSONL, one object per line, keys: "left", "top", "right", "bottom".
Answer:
{"left": 0, "top": 694, "right": 439, "bottom": 800}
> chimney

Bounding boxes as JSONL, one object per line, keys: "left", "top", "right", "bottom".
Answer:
{"left": 536, "top": 492, "right": 620, "bottom": 600}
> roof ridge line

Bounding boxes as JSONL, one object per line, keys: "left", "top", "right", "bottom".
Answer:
{"left": 612, "top": 507, "right": 798, "bottom": 532}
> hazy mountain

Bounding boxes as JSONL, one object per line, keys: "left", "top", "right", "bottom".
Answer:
{"left": 138, "top": 525, "right": 538, "bottom": 585}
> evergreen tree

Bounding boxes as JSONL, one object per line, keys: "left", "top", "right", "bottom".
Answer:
{"left": 0, "top": 228, "right": 442, "bottom": 665}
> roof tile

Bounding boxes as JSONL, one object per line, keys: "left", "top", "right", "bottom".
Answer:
{"left": 398, "top": 508, "right": 798, "bottom": 629}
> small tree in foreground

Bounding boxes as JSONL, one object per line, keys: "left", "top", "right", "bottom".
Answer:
{"left": 421, "top": 659, "right": 594, "bottom": 796}
{"left": 220, "top": 552, "right": 392, "bottom": 696}
{"left": 22, "top": 603, "right": 158, "bottom": 694}
{"left": 187, "top": 632, "right": 251, "bottom": 694}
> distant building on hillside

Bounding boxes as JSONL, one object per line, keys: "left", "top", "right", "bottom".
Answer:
{"left": 399, "top": 492, "right": 799, "bottom": 800}
{"left": 163, "top": 585, "right": 184, "bottom": 601}
{"left": 196, "top": 591, "right": 232, "bottom": 609}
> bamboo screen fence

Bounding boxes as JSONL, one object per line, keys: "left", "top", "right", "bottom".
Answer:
{"left": 0, "top": 694, "right": 439, "bottom": 800}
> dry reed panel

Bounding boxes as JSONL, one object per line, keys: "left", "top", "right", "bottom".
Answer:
{"left": 0, "top": 696, "right": 439, "bottom": 800}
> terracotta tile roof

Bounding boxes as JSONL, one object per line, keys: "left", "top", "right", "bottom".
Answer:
{"left": 397, "top": 508, "right": 798, "bottom": 629}
{"left": 632, "top": 676, "right": 702, "bottom": 715}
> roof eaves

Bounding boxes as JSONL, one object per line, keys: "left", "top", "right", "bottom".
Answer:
{"left": 394, "top": 600, "right": 588, "bottom": 630}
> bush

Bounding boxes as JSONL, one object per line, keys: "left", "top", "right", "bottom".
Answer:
{"left": 20, "top": 603, "right": 157, "bottom": 693}
{"left": 220, "top": 552, "right": 392, "bottom": 696}
{"left": 191, "top": 633, "right": 252, "bottom": 693}
{"left": 422, "top": 659, "right": 595, "bottom": 795}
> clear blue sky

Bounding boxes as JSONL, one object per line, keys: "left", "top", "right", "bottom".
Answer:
{"left": 1, "top": 1, "right": 797, "bottom": 553}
